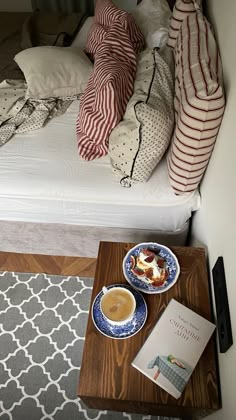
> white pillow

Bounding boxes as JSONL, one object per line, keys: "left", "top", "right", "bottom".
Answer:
{"left": 72, "top": 17, "right": 94, "bottom": 49}
{"left": 14, "top": 46, "right": 93, "bottom": 99}
{"left": 132, "top": 0, "right": 171, "bottom": 48}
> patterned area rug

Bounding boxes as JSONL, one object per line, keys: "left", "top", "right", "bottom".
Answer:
{"left": 0, "top": 271, "right": 180, "bottom": 420}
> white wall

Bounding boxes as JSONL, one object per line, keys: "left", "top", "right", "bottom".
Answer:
{"left": 0, "top": 0, "right": 32, "bottom": 12}
{"left": 191, "top": 1, "right": 236, "bottom": 419}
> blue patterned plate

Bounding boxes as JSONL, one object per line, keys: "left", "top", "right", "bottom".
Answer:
{"left": 123, "top": 242, "right": 180, "bottom": 294}
{"left": 92, "top": 284, "right": 147, "bottom": 339}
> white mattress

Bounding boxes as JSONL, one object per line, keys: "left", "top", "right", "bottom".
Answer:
{"left": 0, "top": 101, "right": 200, "bottom": 232}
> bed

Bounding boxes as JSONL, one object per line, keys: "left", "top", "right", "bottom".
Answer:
{"left": 0, "top": 0, "right": 224, "bottom": 257}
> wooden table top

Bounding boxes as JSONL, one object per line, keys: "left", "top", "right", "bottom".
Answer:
{"left": 78, "top": 241, "right": 221, "bottom": 419}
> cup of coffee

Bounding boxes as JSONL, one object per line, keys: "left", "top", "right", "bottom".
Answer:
{"left": 100, "top": 286, "right": 136, "bottom": 325}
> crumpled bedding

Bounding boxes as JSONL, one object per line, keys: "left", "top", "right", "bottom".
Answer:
{"left": 0, "top": 80, "right": 78, "bottom": 147}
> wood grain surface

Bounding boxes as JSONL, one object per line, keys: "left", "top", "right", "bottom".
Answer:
{"left": 0, "top": 251, "right": 96, "bottom": 277}
{"left": 78, "top": 242, "right": 221, "bottom": 419}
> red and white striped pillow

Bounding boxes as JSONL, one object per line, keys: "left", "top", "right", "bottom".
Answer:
{"left": 85, "top": 0, "right": 144, "bottom": 58}
{"left": 167, "top": 0, "right": 202, "bottom": 49}
{"left": 77, "top": 0, "right": 144, "bottom": 161}
{"left": 167, "top": 11, "right": 225, "bottom": 194}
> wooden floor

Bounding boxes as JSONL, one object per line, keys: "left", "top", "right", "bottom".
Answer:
{"left": 0, "top": 251, "right": 97, "bottom": 278}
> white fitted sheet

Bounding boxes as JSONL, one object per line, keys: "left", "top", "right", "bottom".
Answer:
{"left": 0, "top": 101, "right": 200, "bottom": 232}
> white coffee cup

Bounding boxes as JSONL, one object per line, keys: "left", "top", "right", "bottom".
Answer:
{"left": 100, "top": 286, "right": 136, "bottom": 325}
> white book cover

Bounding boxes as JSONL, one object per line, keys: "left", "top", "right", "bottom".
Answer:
{"left": 132, "top": 299, "right": 215, "bottom": 399}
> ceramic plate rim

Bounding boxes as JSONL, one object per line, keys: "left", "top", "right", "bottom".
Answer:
{"left": 91, "top": 283, "right": 147, "bottom": 339}
{"left": 122, "top": 242, "right": 180, "bottom": 294}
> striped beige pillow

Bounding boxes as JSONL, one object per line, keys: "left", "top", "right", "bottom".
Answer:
{"left": 167, "top": 11, "right": 225, "bottom": 194}
{"left": 167, "top": 0, "right": 202, "bottom": 49}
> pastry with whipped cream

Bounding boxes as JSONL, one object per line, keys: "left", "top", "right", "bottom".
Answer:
{"left": 131, "top": 248, "right": 169, "bottom": 286}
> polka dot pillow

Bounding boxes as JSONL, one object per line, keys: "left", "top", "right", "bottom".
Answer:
{"left": 109, "top": 46, "right": 175, "bottom": 186}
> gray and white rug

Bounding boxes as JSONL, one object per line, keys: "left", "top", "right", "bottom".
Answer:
{"left": 0, "top": 271, "right": 179, "bottom": 420}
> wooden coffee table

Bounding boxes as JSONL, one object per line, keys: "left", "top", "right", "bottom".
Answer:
{"left": 78, "top": 241, "right": 221, "bottom": 419}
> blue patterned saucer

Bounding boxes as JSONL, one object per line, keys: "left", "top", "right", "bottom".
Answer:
{"left": 123, "top": 242, "right": 180, "bottom": 295}
{"left": 92, "top": 284, "right": 147, "bottom": 339}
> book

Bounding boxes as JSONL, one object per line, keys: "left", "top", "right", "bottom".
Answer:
{"left": 132, "top": 298, "right": 215, "bottom": 399}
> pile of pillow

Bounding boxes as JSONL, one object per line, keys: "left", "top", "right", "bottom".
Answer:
{"left": 14, "top": 0, "right": 223, "bottom": 195}
{"left": 76, "top": 0, "right": 176, "bottom": 164}
{"left": 14, "top": 0, "right": 174, "bottom": 176}
{"left": 166, "top": 0, "right": 225, "bottom": 194}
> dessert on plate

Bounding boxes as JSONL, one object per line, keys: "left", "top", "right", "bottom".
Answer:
{"left": 130, "top": 248, "right": 169, "bottom": 287}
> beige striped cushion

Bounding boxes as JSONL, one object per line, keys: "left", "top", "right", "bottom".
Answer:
{"left": 167, "top": 0, "right": 202, "bottom": 49}
{"left": 167, "top": 11, "right": 225, "bottom": 194}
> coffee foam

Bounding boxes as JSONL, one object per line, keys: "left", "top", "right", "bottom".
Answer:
{"left": 101, "top": 288, "right": 135, "bottom": 322}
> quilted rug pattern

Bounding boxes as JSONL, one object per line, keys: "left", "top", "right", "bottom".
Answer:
{"left": 0, "top": 271, "right": 179, "bottom": 420}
